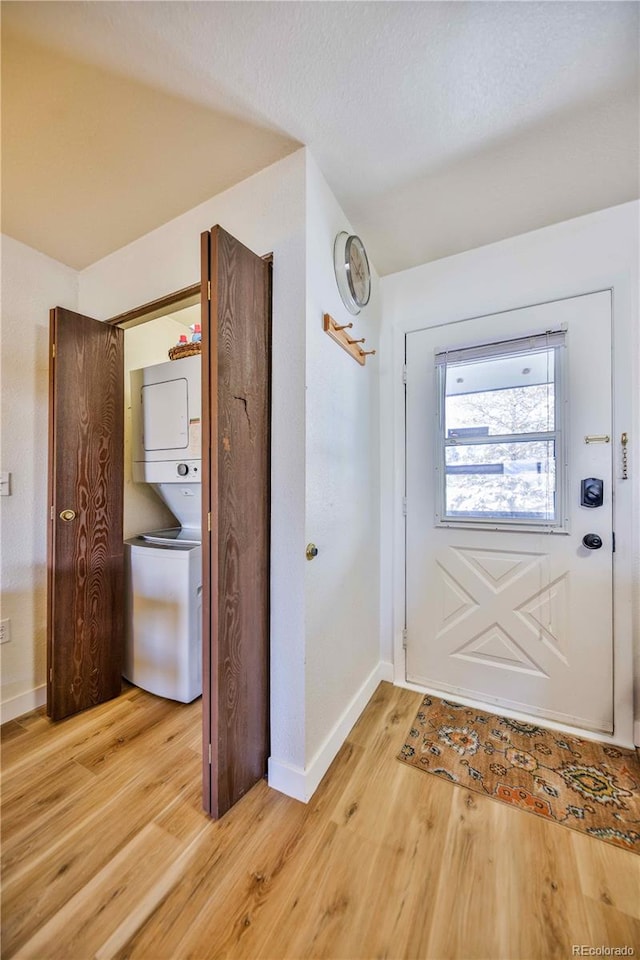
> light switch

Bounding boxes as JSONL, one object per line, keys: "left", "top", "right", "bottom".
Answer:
{"left": 0, "top": 472, "right": 11, "bottom": 496}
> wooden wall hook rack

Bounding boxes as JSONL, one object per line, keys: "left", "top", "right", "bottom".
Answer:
{"left": 323, "top": 313, "right": 377, "bottom": 366}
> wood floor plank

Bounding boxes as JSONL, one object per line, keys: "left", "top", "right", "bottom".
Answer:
{"left": 2, "top": 748, "right": 160, "bottom": 878}
{"left": 13, "top": 824, "right": 183, "bottom": 960}
{"left": 491, "top": 794, "right": 591, "bottom": 959}
{"left": 0, "top": 719, "right": 28, "bottom": 744}
{"left": 165, "top": 795, "right": 314, "bottom": 960}
{"left": 2, "top": 680, "right": 639, "bottom": 960}
{"left": 9, "top": 706, "right": 47, "bottom": 733}
{"left": 153, "top": 781, "right": 210, "bottom": 844}
{"left": 199, "top": 741, "right": 373, "bottom": 960}
{"left": 1, "top": 693, "right": 145, "bottom": 778}
{"left": 422, "top": 785, "right": 507, "bottom": 960}
{"left": 227, "top": 705, "right": 448, "bottom": 960}
{"left": 94, "top": 824, "right": 211, "bottom": 960}
{"left": 571, "top": 829, "right": 640, "bottom": 919}
{"left": 253, "top": 819, "right": 380, "bottom": 960}
{"left": 111, "top": 785, "right": 301, "bottom": 960}
{"left": 1, "top": 758, "right": 97, "bottom": 835}
{"left": 71, "top": 697, "right": 198, "bottom": 776}
{"left": 114, "top": 737, "right": 367, "bottom": 960}
{"left": 2, "top": 751, "right": 200, "bottom": 955}
{"left": 1, "top": 701, "right": 199, "bottom": 879}
{"left": 254, "top": 791, "right": 445, "bottom": 960}
{"left": 583, "top": 898, "right": 640, "bottom": 948}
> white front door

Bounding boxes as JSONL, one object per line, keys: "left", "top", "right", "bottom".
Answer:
{"left": 405, "top": 291, "right": 613, "bottom": 734}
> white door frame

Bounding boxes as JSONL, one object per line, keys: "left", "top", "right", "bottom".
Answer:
{"left": 391, "top": 288, "right": 636, "bottom": 749}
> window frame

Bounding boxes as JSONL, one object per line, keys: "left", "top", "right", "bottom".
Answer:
{"left": 433, "top": 330, "right": 569, "bottom": 533}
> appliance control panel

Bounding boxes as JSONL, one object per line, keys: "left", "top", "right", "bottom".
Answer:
{"left": 132, "top": 459, "right": 202, "bottom": 484}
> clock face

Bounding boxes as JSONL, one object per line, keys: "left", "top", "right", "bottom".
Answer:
{"left": 346, "top": 235, "right": 371, "bottom": 308}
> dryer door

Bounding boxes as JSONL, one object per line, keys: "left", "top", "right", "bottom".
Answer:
{"left": 142, "top": 376, "right": 189, "bottom": 452}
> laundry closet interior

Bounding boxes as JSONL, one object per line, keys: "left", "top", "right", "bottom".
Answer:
{"left": 121, "top": 293, "right": 204, "bottom": 707}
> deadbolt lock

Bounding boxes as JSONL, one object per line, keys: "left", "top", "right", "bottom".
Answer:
{"left": 59, "top": 509, "right": 76, "bottom": 522}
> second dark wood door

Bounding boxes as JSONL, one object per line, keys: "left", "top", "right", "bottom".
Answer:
{"left": 201, "top": 226, "right": 271, "bottom": 818}
{"left": 47, "top": 307, "right": 124, "bottom": 721}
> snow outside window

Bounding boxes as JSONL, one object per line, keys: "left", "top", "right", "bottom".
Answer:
{"left": 434, "top": 331, "right": 567, "bottom": 530}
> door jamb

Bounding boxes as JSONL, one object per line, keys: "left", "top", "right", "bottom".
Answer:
{"left": 106, "top": 284, "right": 201, "bottom": 328}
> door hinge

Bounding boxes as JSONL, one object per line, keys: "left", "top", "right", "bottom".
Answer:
{"left": 208, "top": 743, "right": 212, "bottom": 765}
{"left": 402, "top": 628, "right": 408, "bottom": 650}
{"left": 50, "top": 505, "right": 54, "bottom": 521}
{"left": 207, "top": 280, "right": 211, "bottom": 301}
{"left": 402, "top": 364, "right": 407, "bottom": 384}
{"left": 402, "top": 497, "right": 407, "bottom": 516}
{"left": 207, "top": 511, "right": 211, "bottom": 532}
{"left": 612, "top": 531, "right": 616, "bottom": 553}
{"left": 49, "top": 668, "right": 53, "bottom": 682}
{"left": 51, "top": 342, "right": 56, "bottom": 359}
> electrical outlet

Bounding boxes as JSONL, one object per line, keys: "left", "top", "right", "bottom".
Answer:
{"left": 0, "top": 619, "right": 11, "bottom": 644}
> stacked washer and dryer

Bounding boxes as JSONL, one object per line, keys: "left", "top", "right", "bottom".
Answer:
{"left": 124, "top": 354, "right": 202, "bottom": 703}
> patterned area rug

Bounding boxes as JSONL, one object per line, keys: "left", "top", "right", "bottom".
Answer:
{"left": 398, "top": 694, "right": 640, "bottom": 853}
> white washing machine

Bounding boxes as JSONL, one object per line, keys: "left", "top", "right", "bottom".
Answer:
{"left": 124, "top": 354, "right": 203, "bottom": 702}
{"left": 124, "top": 529, "right": 202, "bottom": 703}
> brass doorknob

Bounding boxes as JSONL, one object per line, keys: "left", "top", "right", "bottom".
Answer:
{"left": 306, "top": 543, "right": 318, "bottom": 561}
{"left": 59, "top": 509, "right": 76, "bottom": 522}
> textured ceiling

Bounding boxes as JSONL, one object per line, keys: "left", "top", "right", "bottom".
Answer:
{"left": 2, "top": 0, "right": 639, "bottom": 275}
{"left": 0, "top": 30, "right": 298, "bottom": 269}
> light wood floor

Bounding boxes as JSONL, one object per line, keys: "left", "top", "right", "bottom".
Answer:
{"left": 2, "top": 681, "right": 639, "bottom": 960}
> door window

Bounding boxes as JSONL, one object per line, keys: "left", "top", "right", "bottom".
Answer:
{"left": 435, "top": 331, "right": 566, "bottom": 528}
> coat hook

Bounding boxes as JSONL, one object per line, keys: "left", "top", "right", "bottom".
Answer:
{"left": 322, "top": 313, "right": 376, "bottom": 366}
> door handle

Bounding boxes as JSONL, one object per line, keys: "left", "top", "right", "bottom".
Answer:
{"left": 59, "top": 509, "right": 76, "bottom": 522}
{"left": 582, "top": 533, "right": 602, "bottom": 550}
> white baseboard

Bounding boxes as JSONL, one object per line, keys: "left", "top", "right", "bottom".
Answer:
{"left": 268, "top": 660, "right": 394, "bottom": 804}
{"left": 267, "top": 756, "right": 307, "bottom": 803}
{"left": 1, "top": 685, "right": 46, "bottom": 725}
{"left": 634, "top": 719, "right": 640, "bottom": 748}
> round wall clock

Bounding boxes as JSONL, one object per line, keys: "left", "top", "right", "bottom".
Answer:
{"left": 333, "top": 231, "right": 371, "bottom": 315}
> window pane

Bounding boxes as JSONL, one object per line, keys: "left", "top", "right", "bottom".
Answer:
{"left": 445, "top": 349, "right": 555, "bottom": 437}
{"left": 444, "top": 441, "right": 556, "bottom": 520}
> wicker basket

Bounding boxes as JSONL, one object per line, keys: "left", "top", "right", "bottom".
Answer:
{"left": 168, "top": 341, "right": 201, "bottom": 361}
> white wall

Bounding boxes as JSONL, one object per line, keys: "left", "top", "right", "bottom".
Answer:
{"left": 79, "top": 149, "right": 309, "bottom": 778}
{"left": 380, "top": 201, "right": 640, "bottom": 743}
{"left": 297, "top": 154, "right": 386, "bottom": 797}
{"left": 123, "top": 317, "right": 187, "bottom": 539}
{"left": 0, "top": 236, "right": 78, "bottom": 721}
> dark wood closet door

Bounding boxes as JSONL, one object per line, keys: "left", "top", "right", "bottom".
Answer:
{"left": 47, "top": 307, "right": 124, "bottom": 721}
{"left": 201, "top": 227, "right": 271, "bottom": 818}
